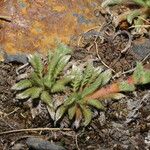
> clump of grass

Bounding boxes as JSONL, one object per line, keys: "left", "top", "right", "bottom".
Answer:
{"left": 102, "top": 0, "right": 150, "bottom": 33}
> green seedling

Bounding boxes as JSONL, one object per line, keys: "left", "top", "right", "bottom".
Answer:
{"left": 55, "top": 63, "right": 114, "bottom": 128}
{"left": 12, "top": 43, "right": 72, "bottom": 119}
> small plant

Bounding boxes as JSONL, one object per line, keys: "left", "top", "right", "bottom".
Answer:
{"left": 86, "top": 62, "right": 150, "bottom": 100}
{"left": 55, "top": 63, "right": 113, "bottom": 128}
{"left": 55, "top": 62, "right": 150, "bottom": 128}
{"left": 102, "top": 0, "right": 150, "bottom": 33}
{"left": 12, "top": 43, "right": 72, "bottom": 119}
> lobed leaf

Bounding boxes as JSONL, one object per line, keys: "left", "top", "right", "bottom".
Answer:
{"left": 41, "top": 91, "right": 53, "bottom": 107}
{"left": 55, "top": 105, "right": 66, "bottom": 122}
{"left": 29, "top": 53, "right": 43, "bottom": 78}
{"left": 87, "top": 99, "right": 105, "bottom": 110}
{"left": 51, "top": 84, "right": 66, "bottom": 93}
{"left": 71, "top": 66, "right": 83, "bottom": 92}
{"left": 68, "top": 105, "right": 76, "bottom": 120}
{"left": 30, "top": 87, "right": 43, "bottom": 99}
{"left": 81, "top": 106, "right": 92, "bottom": 126}
{"left": 127, "top": 10, "right": 140, "bottom": 24}
{"left": 11, "top": 79, "right": 32, "bottom": 90}
{"left": 16, "top": 87, "right": 42, "bottom": 99}
{"left": 87, "top": 67, "right": 103, "bottom": 84}
{"left": 30, "top": 72, "right": 44, "bottom": 87}
{"left": 119, "top": 81, "right": 135, "bottom": 91}
{"left": 100, "top": 69, "right": 112, "bottom": 86}
{"left": 53, "top": 55, "right": 71, "bottom": 79}
{"left": 80, "top": 63, "right": 94, "bottom": 88}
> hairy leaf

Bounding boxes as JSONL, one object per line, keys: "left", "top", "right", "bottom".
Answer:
{"left": 47, "top": 105, "right": 55, "bottom": 120}
{"left": 41, "top": 91, "right": 53, "bottom": 107}
{"left": 87, "top": 99, "right": 105, "bottom": 110}
{"left": 133, "top": 0, "right": 148, "bottom": 6}
{"left": 11, "top": 79, "right": 32, "bottom": 90}
{"left": 71, "top": 66, "right": 83, "bottom": 92}
{"left": 81, "top": 63, "right": 94, "bottom": 87}
{"left": 53, "top": 55, "right": 71, "bottom": 79}
{"left": 127, "top": 10, "right": 140, "bottom": 24}
{"left": 81, "top": 106, "right": 92, "bottom": 126}
{"left": 30, "top": 87, "right": 43, "bottom": 99}
{"left": 16, "top": 87, "right": 42, "bottom": 99}
{"left": 87, "top": 67, "right": 103, "bottom": 84}
{"left": 51, "top": 84, "right": 66, "bottom": 93}
{"left": 30, "top": 72, "right": 44, "bottom": 87}
{"left": 29, "top": 54, "right": 43, "bottom": 78}
{"left": 64, "top": 94, "right": 77, "bottom": 106}
{"left": 119, "top": 81, "right": 135, "bottom": 91}
{"left": 68, "top": 105, "right": 76, "bottom": 120}
{"left": 55, "top": 105, "right": 66, "bottom": 122}
{"left": 81, "top": 71, "right": 105, "bottom": 97}
{"left": 16, "top": 88, "right": 32, "bottom": 99}
{"left": 101, "top": 69, "right": 112, "bottom": 86}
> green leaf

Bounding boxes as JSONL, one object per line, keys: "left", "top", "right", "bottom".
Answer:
{"left": 43, "top": 74, "right": 52, "bottom": 89}
{"left": 68, "top": 105, "right": 76, "bottom": 120}
{"left": 30, "top": 87, "right": 43, "bottom": 99}
{"left": 87, "top": 99, "right": 105, "bottom": 110}
{"left": 55, "top": 105, "right": 66, "bottom": 122}
{"left": 41, "top": 91, "right": 53, "bottom": 107}
{"left": 51, "top": 84, "right": 66, "bottom": 93}
{"left": 101, "top": 69, "right": 112, "bottom": 86}
{"left": 133, "top": 0, "right": 148, "bottom": 6}
{"left": 119, "top": 81, "right": 135, "bottom": 91}
{"left": 16, "top": 87, "right": 42, "bottom": 99}
{"left": 87, "top": 67, "right": 103, "bottom": 84}
{"left": 80, "top": 63, "right": 94, "bottom": 88}
{"left": 133, "top": 62, "right": 144, "bottom": 84}
{"left": 142, "top": 70, "right": 150, "bottom": 84}
{"left": 64, "top": 94, "right": 77, "bottom": 106}
{"left": 127, "top": 10, "right": 140, "bottom": 24}
{"left": 56, "top": 42, "right": 72, "bottom": 55}
{"left": 47, "top": 43, "right": 71, "bottom": 78}
{"left": 16, "top": 88, "right": 32, "bottom": 99}
{"left": 71, "top": 66, "right": 83, "bottom": 92}
{"left": 81, "top": 106, "right": 92, "bottom": 126}
{"left": 11, "top": 79, "right": 32, "bottom": 90}
{"left": 47, "top": 51, "right": 52, "bottom": 63}
{"left": 30, "top": 72, "right": 44, "bottom": 87}
{"left": 29, "top": 53, "right": 43, "bottom": 78}
{"left": 53, "top": 55, "right": 71, "bottom": 79}
{"left": 47, "top": 105, "right": 55, "bottom": 120}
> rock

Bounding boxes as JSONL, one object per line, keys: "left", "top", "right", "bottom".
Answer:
{"left": 0, "top": 0, "right": 100, "bottom": 55}
{"left": 26, "top": 137, "right": 65, "bottom": 150}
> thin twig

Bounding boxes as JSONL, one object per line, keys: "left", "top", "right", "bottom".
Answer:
{"left": 113, "top": 30, "right": 132, "bottom": 53}
{"left": 16, "top": 63, "right": 29, "bottom": 75}
{"left": 142, "top": 52, "right": 150, "bottom": 62}
{"left": 0, "top": 128, "right": 71, "bottom": 136}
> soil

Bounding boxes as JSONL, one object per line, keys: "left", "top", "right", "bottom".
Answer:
{"left": 0, "top": 2, "right": 150, "bottom": 150}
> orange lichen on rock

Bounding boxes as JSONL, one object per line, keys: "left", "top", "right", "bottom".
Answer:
{"left": 0, "top": 0, "right": 100, "bottom": 55}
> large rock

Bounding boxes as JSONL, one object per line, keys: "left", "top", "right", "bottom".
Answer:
{"left": 0, "top": 0, "right": 100, "bottom": 55}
